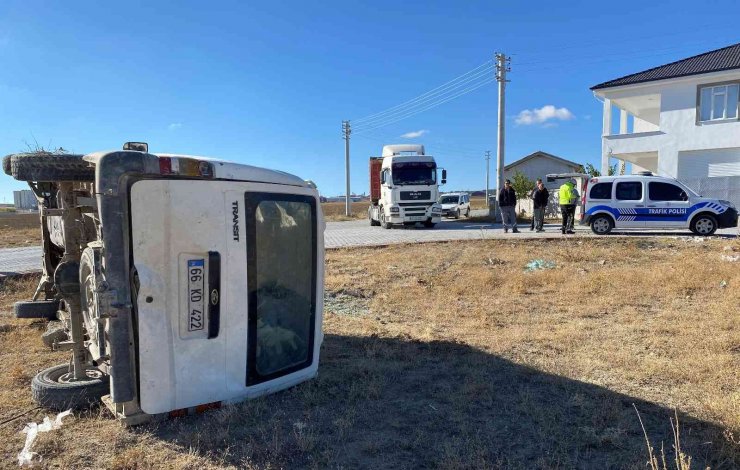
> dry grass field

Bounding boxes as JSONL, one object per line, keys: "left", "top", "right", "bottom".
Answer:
{"left": 0, "top": 238, "right": 738, "bottom": 468}
{"left": 321, "top": 201, "right": 368, "bottom": 221}
{"left": 0, "top": 213, "right": 40, "bottom": 248}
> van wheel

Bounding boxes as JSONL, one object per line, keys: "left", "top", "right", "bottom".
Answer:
{"left": 453, "top": 209, "right": 460, "bottom": 219}
{"left": 590, "top": 215, "right": 613, "bottom": 235}
{"left": 14, "top": 300, "right": 60, "bottom": 319}
{"left": 8, "top": 153, "right": 94, "bottom": 182}
{"left": 465, "top": 208, "right": 470, "bottom": 217}
{"left": 32, "top": 364, "right": 109, "bottom": 410}
{"left": 690, "top": 214, "right": 717, "bottom": 236}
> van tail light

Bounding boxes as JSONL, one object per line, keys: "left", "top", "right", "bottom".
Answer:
{"left": 159, "top": 157, "right": 214, "bottom": 178}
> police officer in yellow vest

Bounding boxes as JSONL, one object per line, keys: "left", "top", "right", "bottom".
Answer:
{"left": 559, "top": 179, "right": 579, "bottom": 234}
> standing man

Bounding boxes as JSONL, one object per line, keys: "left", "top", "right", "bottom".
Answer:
{"left": 498, "top": 179, "right": 519, "bottom": 233}
{"left": 532, "top": 179, "right": 549, "bottom": 232}
{"left": 558, "top": 179, "right": 579, "bottom": 234}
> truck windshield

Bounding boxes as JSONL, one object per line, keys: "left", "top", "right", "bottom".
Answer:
{"left": 439, "top": 196, "right": 459, "bottom": 204}
{"left": 392, "top": 162, "right": 436, "bottom": 186}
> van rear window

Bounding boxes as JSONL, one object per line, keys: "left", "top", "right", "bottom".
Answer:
{"left": 589, "top": 182, "right": 612, "bottom": 200}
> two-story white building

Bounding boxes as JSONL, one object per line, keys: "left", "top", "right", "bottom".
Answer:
{"left": 591, "top": 42, "right": 740, "bottom": 207}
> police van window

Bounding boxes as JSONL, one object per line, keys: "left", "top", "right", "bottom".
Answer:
{"left": 615, "top": 182, "right": 643, "bottom": 200}
{"left": 649, "top": 182, "right": 688, "bottom": 201}
{"left": 589, "top": 182, "right": 613, "bottom": 200}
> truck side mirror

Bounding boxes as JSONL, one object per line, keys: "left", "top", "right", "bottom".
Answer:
{"left": 441, "top": 169, "right": 447, "bottom": 185}
{"left": 380, "top": 172, "right": 386, "bottom": 184}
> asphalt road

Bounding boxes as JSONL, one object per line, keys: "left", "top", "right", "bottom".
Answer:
{"left": 1, "top": 212, "right": 737, "bottom": 276}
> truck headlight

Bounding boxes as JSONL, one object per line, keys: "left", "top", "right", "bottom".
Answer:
{"left": 431, "top": 205, "right": 442, "bottom": 213}
{"left": 389, "top": 206, "right": 400, "bottom": 213}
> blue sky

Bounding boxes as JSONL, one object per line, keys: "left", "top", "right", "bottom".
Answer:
{"left": 1, "top": 1, "right": 738, "bottom": 201}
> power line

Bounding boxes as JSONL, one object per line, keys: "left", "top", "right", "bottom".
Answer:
{"left": 353, "top": 69, "right": 494, "bottom": 130}
{"left": 353, "top": 60, "right": 493, "bottom": 125}
{"left": 354, "top": 78, "right": 495, "bottom": 133}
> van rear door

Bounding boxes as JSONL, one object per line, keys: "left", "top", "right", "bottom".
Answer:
{"left": 130, "top": 179, "right": 322, "bottom": 414}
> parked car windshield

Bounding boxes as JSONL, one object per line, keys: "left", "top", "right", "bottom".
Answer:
{"left": 392, "top": 162, "right": 436, "bottom": 185}
{"left": 439, "top": 195, "right": 459, "bottom": 204}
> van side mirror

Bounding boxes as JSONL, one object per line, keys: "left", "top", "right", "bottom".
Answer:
{"left": 441, "top": 169, "right": 447, "bottom": 185}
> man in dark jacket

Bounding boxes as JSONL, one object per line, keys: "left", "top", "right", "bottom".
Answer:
{"left": 531, "top": 179, "right": 549, "bottom": 232}
{"left": 498, "top": 179, "right": 519, "bottom": 233}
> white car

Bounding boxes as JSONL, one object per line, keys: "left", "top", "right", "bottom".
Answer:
{"left": 438, "top": 192, "right": 471, "bottom": 218}
{"left": 581, "top": 172, "right": 737, "bottom": 235}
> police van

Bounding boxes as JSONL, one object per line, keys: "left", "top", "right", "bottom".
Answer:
{"left": 581, "top": 172, "right": 737, "bottom": 235}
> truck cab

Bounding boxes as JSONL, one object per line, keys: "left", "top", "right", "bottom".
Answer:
{"left": 368, "top": 144, "right": 445, "bottom": 229}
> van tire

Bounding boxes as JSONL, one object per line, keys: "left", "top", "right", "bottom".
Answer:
{"left": 690, "top": 213, "right": 717, "bottom": 236}
{"left": 590, "top": 215, "right": 613, "bottom": 235}
{"left": 32, "top": 364, "right": 109, "bottom": 410}
{"left": 14, "top": 300, "right": 60, "bottom": 319}
{"left": 2, "top": 154, "right": 11, "bottom": 176}
{"left": 9, "top": 153, "right": 94, "bottom": 182}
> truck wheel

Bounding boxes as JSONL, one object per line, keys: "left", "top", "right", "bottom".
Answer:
{"left": 690, "top": 214, "right": 717, "bottom": 236}
{"left": 32, "top": 364, "right": 109, "bottom": 410}
{"left": 368, "top": 208, "right": 380, "bottom": 226}
{"left": 590, "top": 215, "right": 613, "bottom": 235}
{"left": 380, "top": 211, "right": 392, "bottom": 229}
{"left": 8, "top": 153, "right": 94, "bottom": 182}
{"left": 424, "top": 220, "right": 436, "bottom": 228}
{"left": 14, "top": 300, "right": 60, "bottom": 319}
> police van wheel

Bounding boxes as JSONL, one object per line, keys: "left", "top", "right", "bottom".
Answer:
{"left": 590, "top": 215, "right": 613, "bottom": 235}
{"left": 690, "top": 214, "right": 717, "bottom": 236}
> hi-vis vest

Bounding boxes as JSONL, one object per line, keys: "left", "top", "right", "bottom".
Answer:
{"left": 559, "top": 184, "right": 577, "bottom": 205}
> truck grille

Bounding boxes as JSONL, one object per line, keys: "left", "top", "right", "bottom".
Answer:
{"left": 400, "top": 202, "right": 434, "bottom": 216}
{"left": 400, "top": 191, "right": 431, "bottom": 200}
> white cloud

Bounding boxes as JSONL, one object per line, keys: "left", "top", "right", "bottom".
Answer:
{"left": 168, "top": 122, "right": 182, "bottom": 131}
{"left": 515, "top": 105, "right": 574, "bottom": 126}
{"left": 400, "top": 129, "right": 429, "bottom": 139}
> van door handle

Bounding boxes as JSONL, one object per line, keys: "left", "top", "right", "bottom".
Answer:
{"left": 647, "top": 205, "right": 656, "bottom": 208}
{"left": 635, "top": 205, "right": 644, "bottom": 207}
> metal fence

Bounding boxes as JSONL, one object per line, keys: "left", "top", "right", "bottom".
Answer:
{"left": 681, "top": 176, "right": 740, "bottom": 209}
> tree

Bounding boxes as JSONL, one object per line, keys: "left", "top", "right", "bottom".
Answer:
{"left": 579, "top": 162, "right": 617, "bottom": 177}
{"left": 510, "top": 170, "right": 535, "bottom": 214}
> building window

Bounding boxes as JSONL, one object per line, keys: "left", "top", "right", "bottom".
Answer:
{"left": 699, "top": 84, "right": 739, "bottom": 122}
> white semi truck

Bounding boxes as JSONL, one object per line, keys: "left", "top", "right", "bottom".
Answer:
{"left": 367, "top": 144, "right": 445, "bottom": 229}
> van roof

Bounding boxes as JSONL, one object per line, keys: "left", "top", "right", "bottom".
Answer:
{"left": 84, "top": 151, "right": 309, "bottom": 188}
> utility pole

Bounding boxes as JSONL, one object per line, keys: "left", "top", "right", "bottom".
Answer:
{"left": 485, "top": 150, "right": 491, "bottom": 208}
{"left": 495, "top": 52, "right": 510, "bottom": 219}
{"left": 342, "top": 120, "right": 352, "bottom": 216}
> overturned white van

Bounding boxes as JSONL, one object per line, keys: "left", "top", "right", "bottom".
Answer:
{"left": 3, "top": 143, "right": 324, "bottom": 424}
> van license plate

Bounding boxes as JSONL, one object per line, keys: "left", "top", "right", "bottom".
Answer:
{"left": 187, "top": 259, "right": 205, "bottom": 332}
